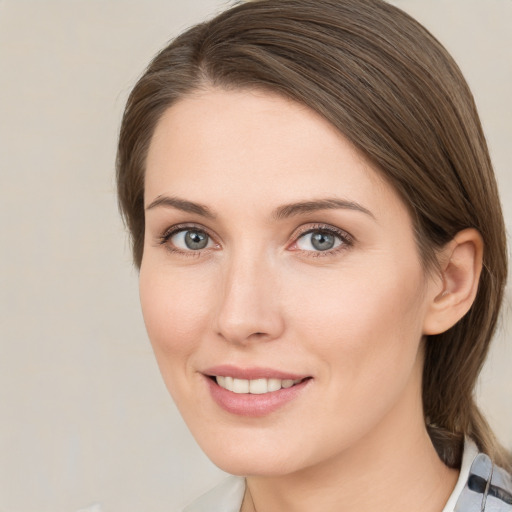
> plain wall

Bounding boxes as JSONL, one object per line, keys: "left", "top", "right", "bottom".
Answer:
{"left": 1, "top": 1, "right": 510, "bottom": 511}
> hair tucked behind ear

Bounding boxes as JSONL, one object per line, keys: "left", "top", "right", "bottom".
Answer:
{"left": 116, "top": 0, "right": 509, "bottom": 470}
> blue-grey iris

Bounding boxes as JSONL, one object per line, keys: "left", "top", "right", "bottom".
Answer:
{"left": 311, "top": 231, "right": 335, "bottom": 251}
{"left": 185, "top": 230, "right": 209, "bottom": 250}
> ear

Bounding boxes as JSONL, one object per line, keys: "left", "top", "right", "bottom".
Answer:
{"left": 423, "top": 228, "right": 483, "bottom": 335}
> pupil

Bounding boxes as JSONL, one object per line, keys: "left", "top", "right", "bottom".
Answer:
{"left": 185, "top": 230, "right": 208, "bottom": 250}
{"left": 311, "top": 232, "right": 335, "bottom": 251}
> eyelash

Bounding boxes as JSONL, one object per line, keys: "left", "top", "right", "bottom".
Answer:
{"left": 158, "top": 223, "right": 217, "bottom": 258}
{"left": 291, "top": 224, "right": 354, "bottom": 257}
{"left": 157, "top": 223, "right": 354, "bottom": 258}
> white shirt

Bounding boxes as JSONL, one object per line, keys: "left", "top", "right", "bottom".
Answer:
{"left": 182, "top": 439, "right": 480, "bottom": 512}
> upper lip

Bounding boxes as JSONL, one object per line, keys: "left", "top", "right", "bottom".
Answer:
{"left": 203, "top": 365, "right": 310, "bottom": 381}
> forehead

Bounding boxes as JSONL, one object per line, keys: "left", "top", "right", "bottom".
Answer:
{"left": 145, "top": 87, "right": 404, "bottom": 223}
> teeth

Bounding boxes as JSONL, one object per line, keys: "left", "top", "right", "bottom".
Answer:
{"left": 267, "top": 378, "right": 281, "bottom": 392}
{"left": 232, "top": 378, "right": 249, "bottom": 393}
{"left": 249, "top": 378, "right": 267, "bottom": 394}
{"left": 215, "top": 376, "right": 302, "bottom": 394}
{"left": 224, "top": 376, "right": 233, "bottom": 392}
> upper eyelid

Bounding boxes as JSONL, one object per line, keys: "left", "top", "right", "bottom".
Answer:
{"left": 291, "top": 223, "right": 353, "bottom": 241}
{"left": 161, "top": 223, "right": 215, "bottom": 240}
{"left": 161, "top": 222, "right": 350, "bottom": 237}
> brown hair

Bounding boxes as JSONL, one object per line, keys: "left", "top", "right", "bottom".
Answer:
{"left": 116, "top": 0, "right": 509, "bottom": 469}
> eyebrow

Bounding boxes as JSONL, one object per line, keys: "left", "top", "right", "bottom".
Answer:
{"left": 145, "top": 195, "right": 216, "bottom": 219}
{"left": 145, "top": 195, "right": 374, "bottom": 221}
{"left": 272, "top": 198, "right": 375, "bottom": 220}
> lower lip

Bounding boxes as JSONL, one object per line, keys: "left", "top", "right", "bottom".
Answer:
{"left": 206, "top": 377, "right": 311, "bottom": 417}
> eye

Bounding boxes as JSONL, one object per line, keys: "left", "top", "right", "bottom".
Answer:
{"left": 292, "top": 225, "right": 352, "bottom": 254}
{"left": 166, "top": 228, "right": 214, "bottom": 251}
{"left": 296, "top": 230, "right": 341, "bottom": 251}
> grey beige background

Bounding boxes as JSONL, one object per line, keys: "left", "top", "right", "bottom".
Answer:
{"left": 1, "top": 1, "right": 511, "bottom": 511}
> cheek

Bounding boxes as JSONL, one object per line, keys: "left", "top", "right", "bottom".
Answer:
{"left": 139, "top": 261, "right": 216, "bottom": 362}
{"left": 280, "top": 261, "right": 427, "bottom": 450}
{"left": 285, "top": 258, "right": 427, "bottom": 377}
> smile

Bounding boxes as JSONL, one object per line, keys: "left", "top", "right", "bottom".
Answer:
{"left": 215, "top": 376, "right": 303, "bottom": 394}
{"left": 205, "top": 368, "right": 312, "bottom": 417}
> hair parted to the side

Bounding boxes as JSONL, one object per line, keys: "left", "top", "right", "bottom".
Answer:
{"left": 116, "top": 0, "right": 509, "bottom": 470}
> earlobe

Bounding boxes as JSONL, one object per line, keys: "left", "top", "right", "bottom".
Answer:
{"left": 423, "top": 228, "right": 483, "bottom": 335}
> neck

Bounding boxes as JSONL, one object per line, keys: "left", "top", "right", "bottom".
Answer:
{"left": 242, "top": 371, "right": 458, "bottom": 512}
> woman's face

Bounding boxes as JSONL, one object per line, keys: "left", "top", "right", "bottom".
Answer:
{"left": 140, "top": 88, "right": 440, "bottom": 476}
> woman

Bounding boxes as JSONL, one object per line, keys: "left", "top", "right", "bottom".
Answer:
{"left": 116, "top": 0, "right": 511, "bottom": 510}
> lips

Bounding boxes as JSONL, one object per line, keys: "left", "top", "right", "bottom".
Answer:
{"left": 203, "top": 365, "right": 312, "bottom": 416}
{"left": 203, "top": 364, "right": 308, "bottom": 381}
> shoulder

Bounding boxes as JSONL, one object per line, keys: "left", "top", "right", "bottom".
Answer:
{"left": 455, "top": 449, "right": 512, "bottom": 511}
{"left": 181, "top": 476, "right": 245, "bottom": 512}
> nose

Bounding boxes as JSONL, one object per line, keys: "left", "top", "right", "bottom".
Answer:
{"left": 214, "top": 251, "right": 285, "bottom": 345}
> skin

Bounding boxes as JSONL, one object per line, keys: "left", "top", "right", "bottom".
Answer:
{"left": 140, "top": 88, "right": 480, "bottom": 512}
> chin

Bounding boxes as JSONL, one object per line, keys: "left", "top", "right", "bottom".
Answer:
{"left": 192, "top": 427, "right": 327, "bottom": 478}
{"left": 210, "top": 451, "right": 303, "bottom": 477}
